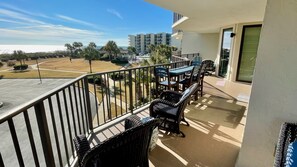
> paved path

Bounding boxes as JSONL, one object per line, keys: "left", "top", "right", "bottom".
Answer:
{"left": 0, "top": 79, "right": 72, "bottom": 113}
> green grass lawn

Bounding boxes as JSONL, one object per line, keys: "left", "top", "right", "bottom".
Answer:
{"left": 0, "top": 57, "right": 123, "bottom": 79}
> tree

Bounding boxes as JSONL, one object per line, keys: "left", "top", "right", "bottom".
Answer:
{"left": 64, "top": 43, "right": 75, "bottom": 60}
{"left": 103, "top": 41, "right": 119, "bottom": 60}
{"left": 73, "top": 42, "right": 83, "bottom": 57}
{"left": 65, "top": 42, "right": 83, "bottom": 59}
{"left": 127, "top": 46, "right": 137, "bottom": 55}
{"left": 83, "top": 42, "right": 98, "bottom": 73}
{"left": 13, "top": 50, "right": 27, "bottom": 66}
{"left": 148, "top": 44, "right": 156, "bottom": 54}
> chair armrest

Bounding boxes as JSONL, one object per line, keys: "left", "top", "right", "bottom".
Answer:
{"left": 160, "top": 90, "right": 182, "bottom": 103}
{"left": 73, "top": 134, "right": 91, "bottom": 167}
{"left": 125, "top": 115, "right": 142, "bottom": 130}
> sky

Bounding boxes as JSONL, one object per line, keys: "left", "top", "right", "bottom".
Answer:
{"left": 0, "top": 0, "right": 172, "bottom": 48}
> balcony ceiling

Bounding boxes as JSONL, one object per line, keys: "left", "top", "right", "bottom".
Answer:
{"left": 145, "top": 0, "right": 267, "bottom": 33}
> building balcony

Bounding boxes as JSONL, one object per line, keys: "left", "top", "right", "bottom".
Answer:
{"left": 0, "top": 60, "right": 250, "bottom": 167}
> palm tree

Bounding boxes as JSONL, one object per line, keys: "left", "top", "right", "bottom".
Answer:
{"left": 148, "top": 44, "right": 156, "bottom": 54}
{"left": 127, "top": 46, "right": 137, "bottom": 55}
{"left": 83, "top": 42, "right": 98, "bottom": 73}
{"left": 73, "top": 42, "right": 83, "bottom": 57}
{"left": 103, "top": 41, "right": 119, "bottom": 60}
{"left": 64, "top": 43, "right": 75, "bottom": 60}
{"left": 13, "top": 50, "right": 26, "bottom": 66}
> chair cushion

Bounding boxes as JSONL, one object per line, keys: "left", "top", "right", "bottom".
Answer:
{"left": 153, "top": 103, "right": 178, "bottom": 118}
{"left": 286, "top": 141, "right": 297, "bottom": 167}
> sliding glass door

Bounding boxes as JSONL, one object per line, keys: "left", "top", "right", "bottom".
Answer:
{"left": 237, "top": 25, "right": 262, "bottom": 82}
{"left": 219, "top": 28, "right": 233, "bottom": 77}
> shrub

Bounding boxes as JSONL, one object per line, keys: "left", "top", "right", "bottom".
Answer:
{"left": 99, "top": 53, "right": 110, "bottom": 60}
{"left": 7, "top": 61, "right": 15, "bottom": 66}
{"left": 87, "top": 76, "right": 102, "bottom": 85}
{"left": 111, "top": 57, "right": 128, "bottom": 64}
{"left": 13, "top": 64, "right": 28, "bottom": 70}
{"left": 0, "top": 62, "right": 3, "bottom": 67}
{"left": 110, "top": 73, "right": 124, "bottom": 81}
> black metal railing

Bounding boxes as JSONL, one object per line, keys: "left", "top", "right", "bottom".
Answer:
{"left": 174, "top": 53, "right": 200, "bottom": 61}
{"left": 0, "top": 60, "right": 190, "bottom": 167}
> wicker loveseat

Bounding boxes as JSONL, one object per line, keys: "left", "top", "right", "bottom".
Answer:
{"left": 274, "top": 122, "right": 297, "bottom": 167}
{"left": 73, "top": 116, "right": 159, "bottom": 167}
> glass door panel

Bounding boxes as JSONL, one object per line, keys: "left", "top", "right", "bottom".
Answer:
{"left": 237, "top": 25, "right": 262, "bottom": 82}
{"left": 219, "top": 28, "right": 233, "bottom": 77}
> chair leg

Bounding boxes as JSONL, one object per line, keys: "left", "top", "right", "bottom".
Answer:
{"left": 182, "top": 117, "right": 190, "bottom": 126}
{"left": 200, "top": 81, "right": 204, "bottom": 97}
{"left": 179, "top": 131, "right": 186, "bottom": 138}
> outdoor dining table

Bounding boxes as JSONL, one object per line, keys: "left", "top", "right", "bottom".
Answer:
{"left": 169, "top": 66, "right": 194, "bottom": 85}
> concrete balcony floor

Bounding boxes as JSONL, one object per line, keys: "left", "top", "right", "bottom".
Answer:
{"left": 88, "top": 77, "right": 249, "bottom": 167}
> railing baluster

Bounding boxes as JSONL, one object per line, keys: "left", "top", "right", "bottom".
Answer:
{"left": 107, "top": 74, "right": 112, "bottom": 120}
{"left": 62, "top": 90, "right": 74, "bottom": 154}
{"left": 72, "top": 83, "right": 82, "bottom": 134}
{"left": 68, "top": 87, "right": 77, "bottom": 137}
{"left": 113, "top": 72, "right": 118, "bottom": 118}
{"left": 23, "top": 111, "right": 40, "bottom": 167}
{"left": 119, "top": 71, "right": 123, "bottom": 115}
{"left": 124, "top": 71, "right": 128, "bottom": 113}
{"left": 146, "top": 67, "right": 149, "bottom": 102}
{"left": 8, "top": 119, "right": 24, "bottom": 167}
{"left": 48, "top": 98, "right": 63, "bottom": 167}
{"left": 83, "top": 77, "right": 93, "bottom": 131}
{"left": 128, "top": 70, "right": 133, "bottom": 113}
{"left": 34, "top": 102, "right": 55, "bottom": 167}
{"left": 92, "top": 75, "right": 99, "bottom": 127}
{"left": 81, "top": 80, "right": 89, "bottom": 131}
{"left": 56, "top": 93, "right": 70, "bottom": 166}
{"left": 77, "top": 81, "right": 86, "bottom": 134}
{"left": 100, "top": 74, "right": 106, "bottom": 124}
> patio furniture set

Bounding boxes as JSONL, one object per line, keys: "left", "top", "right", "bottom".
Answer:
{"left": 73, "top": 58, "right": 215, "bottom": 167}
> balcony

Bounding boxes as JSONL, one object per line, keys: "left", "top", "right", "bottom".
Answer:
{"left": 0, "top": 60, "right": 249, "bottom": 167}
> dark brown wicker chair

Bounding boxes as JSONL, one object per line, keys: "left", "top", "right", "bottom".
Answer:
{"left": 274, "top": 122, "right": 297, "bottom": 167}
{"left": 149, "top": 83, "right": 198, "bottom": 137}
{"left": 202, "top": 60, "right": 215, "bottom": 76}
{"left": 73, "top": 116, "right": 159, "bottom": 167}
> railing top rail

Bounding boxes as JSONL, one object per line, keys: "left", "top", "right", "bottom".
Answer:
{"left": 86, "top": 60, "right": 190, "bottom": 76}
{"left": 0, "top": 75, "right": 86, "bottom": 124}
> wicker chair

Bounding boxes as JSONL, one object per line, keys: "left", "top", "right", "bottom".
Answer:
{"left": 202, "top": 60, "right": 215, "bottom": 76}
{"left": 73, "top": 116, "right": 159, "bottom": 167}
{"left": 274, "top": 122, "right": 297, "bottom": 167}
{"left": 149, "top": 83, "right": 198, "bottom": 137}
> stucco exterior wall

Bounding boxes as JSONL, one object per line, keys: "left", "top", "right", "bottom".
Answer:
{"left": 181, "top": 32, "right": 219, "bottom": 61}
{"left": 236, "top": 0, "right": 297, "bottom": 166}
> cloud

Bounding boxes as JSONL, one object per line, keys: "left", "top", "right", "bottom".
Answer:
{"left": 107, "top": 9, "right": 123, "bottom": 20}
{"left": 56, "top": 14, "right": 99, "bottom": 29}
{"left": 0, "top": 4, "right": 128, "bottom": 46}
{"left": 0, "top": 3, "right": 55, "bottom": 20}
{"left": 0, "top": 8, "right": 46, "bottom": 24}
{"left": 0, "top": 7, "right": 104, "bottom": 45}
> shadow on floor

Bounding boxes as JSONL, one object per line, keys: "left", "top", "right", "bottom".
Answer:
{"left": 150, "top": 123, "right": 240, "bottom": 167}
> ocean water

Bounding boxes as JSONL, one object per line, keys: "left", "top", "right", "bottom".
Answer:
{"left": 0, "top": 45, "right": 66, "bottom": 54}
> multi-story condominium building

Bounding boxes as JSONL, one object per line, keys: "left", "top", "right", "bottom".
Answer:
{"left": 128, "top": 32, "right": 171, "bottom": 54}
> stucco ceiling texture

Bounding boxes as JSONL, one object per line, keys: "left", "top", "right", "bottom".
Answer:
{"left": 145, "top": 0, "right": 267, "bottom": 33}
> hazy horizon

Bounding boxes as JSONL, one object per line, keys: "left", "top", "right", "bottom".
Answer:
{"left": 0, "top": 44, "right": 130, "bottom": 54}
